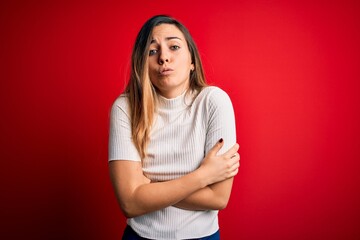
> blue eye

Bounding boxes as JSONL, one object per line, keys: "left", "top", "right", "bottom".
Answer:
{"left": 149, "top": 49, "right": 158, "bottom": 56}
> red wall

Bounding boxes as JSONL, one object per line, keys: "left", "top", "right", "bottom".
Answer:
{"left": 2, "top": 0, "right": 360, "bottom": 239}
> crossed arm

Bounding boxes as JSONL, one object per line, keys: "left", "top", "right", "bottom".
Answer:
{"left": 109, "top": 140, "right": 240, "bottom": 218}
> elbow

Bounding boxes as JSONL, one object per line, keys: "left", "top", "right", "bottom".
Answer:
{"left": 121, "top": 205, "right": 134, "bottom": 218}
{"left": 214, "top": 197, "right": 229, "bottom": 210}
{"left": 218, "top": 203, "right": 227, "bottom": 210}
{"left": 122, "top": 210, "right": 138, "bottom": 219}
{"left": 121, "top": 202, "right": 145, "bottom": 218}
{"left": 217, "top": 200, "right": 228, "bottom": 210}
{"left": 121, "top": 205, "right": 140, "bottom": 218}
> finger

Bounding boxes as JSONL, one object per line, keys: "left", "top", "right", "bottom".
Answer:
{"left": 232, "top": 152, "right": 240, "bottom": 161}
{"left": 223, "top": 143, "right": 239, "bottom": 158}
{"left": 226, "top": 165, "right": 239, "bottom": 178}
{"left": 229, "top": 153, "right": 240, "bottom": 166}
{"left": 232, "top": 167, "right": 239, "bottom": 177}
{"left": 208, "top": 138, "right": 224, "bottom": 156}
{"left": 229, "top": 161, "right": 240, "bottom": 175}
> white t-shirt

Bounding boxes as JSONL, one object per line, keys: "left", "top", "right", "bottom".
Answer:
{"left": 109, "top": 86, "right": 236, "bottom": 239}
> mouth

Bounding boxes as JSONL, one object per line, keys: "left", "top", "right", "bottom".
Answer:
{"left": 159, "top": 68, "right": 174, "bottom": 76}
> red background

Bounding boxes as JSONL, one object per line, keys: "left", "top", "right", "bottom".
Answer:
{"left": 1, "top": 0, "right": 360, "bottom": 239}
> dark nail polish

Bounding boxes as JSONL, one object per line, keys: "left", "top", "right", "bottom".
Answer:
{"left": 219, "top": 138, "right": 223, "bottom": 143}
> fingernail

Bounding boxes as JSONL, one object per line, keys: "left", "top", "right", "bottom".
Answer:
{"left": 219, "top": 138, "right": 223, "bottom": 143}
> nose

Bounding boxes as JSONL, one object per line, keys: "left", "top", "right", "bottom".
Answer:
{"left": 158, "top": 50, "right": 169, "bottom": 65}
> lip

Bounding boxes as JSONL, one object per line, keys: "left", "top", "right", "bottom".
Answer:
{"left": 159, "top": 68, "right": 174, "bottom": 76}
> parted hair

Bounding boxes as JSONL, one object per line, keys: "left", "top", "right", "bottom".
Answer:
{"left": 125, "top": 15, "right": 208, "bottom": 159}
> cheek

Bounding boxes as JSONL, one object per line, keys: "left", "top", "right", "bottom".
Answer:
{"left": 148, "top": 61, "right": 154, "bottom": 71}
{"left": 178, "top": 55, "right": 192, "bottom": 70}
{"left": 148, "top": 63, "right": 157, "bottom": 76}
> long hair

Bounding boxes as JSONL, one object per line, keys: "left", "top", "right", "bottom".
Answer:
{"left": 125, "top": 15, "right": 207, "bottom": 159}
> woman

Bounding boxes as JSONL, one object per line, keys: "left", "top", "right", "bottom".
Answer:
{"left": 109, "top": 15, "right": 240, "bottom": 240}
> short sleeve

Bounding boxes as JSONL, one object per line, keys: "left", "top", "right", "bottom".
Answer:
{"left": 204, "top": 87, "right": 237, "bottom": 155}
{"left": 108, "top": 95, "right": 141, "bottom": 161}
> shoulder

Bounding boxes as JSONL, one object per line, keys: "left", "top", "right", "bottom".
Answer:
{"left": 196, "top": 86, "right": 233, "bottom": 107}
{"left": 112, "top": 93, "right": 129, "bottom": 108}
{"left": 111, "top": 93, "right": 131, "bottom": 117}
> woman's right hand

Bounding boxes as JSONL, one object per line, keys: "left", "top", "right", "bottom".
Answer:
{"left": 199, "top": 139, "right": 240, "bottom": 185}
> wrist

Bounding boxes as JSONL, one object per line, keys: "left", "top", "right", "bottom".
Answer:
{"left": 194, "top": 166, "right": 211, "bottom": 188}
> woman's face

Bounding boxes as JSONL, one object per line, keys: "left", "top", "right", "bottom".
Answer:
{"left": 148, "top": 24, "right": 194, "bottom": 99}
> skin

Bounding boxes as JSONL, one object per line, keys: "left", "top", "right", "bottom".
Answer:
{"left": 109, "top": 23, "right": 240, "bottom": 218}
{"left": 109, "top": 141, "right": 240, "bottom": 218}
{"left": 148, "top": 24, "right": 194, "bottom": 98}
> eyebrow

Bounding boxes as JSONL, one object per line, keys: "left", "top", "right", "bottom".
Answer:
{"left": 150, "top": 36, "right": 182, "bottom": 44}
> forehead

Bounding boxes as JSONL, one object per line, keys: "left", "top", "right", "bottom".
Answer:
{"left": 151, "top": 24, "right": 185, "bottom": 40}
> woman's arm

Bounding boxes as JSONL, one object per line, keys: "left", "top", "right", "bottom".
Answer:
{"left": 172, "top": 180, "right": 233, "bottom": 211}
{"left": 109, "top": 140, "right": 239, "bottom": 218}
{"left": 174, "top": 88, "right": 239, "bottom": 211}
{"left": 173, "top": 148, "right": 240, "bottom": 211}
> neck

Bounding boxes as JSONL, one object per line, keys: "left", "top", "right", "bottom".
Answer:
{"left": 157, "top": 86, "right": 189, "bottom": 99}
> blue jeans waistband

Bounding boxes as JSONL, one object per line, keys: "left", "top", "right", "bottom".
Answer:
{"left": 122, "top": 225, "right": 220, "bottom": 240}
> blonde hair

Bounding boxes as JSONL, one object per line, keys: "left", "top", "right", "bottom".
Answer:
{"left": 125, "top": 15, "right": 207, "bottom": 159}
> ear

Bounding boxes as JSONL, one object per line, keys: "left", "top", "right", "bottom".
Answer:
{"left": 190, "top": 63, "right": 195, "bottom": 71}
